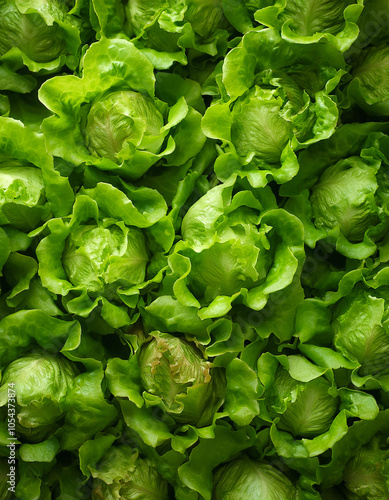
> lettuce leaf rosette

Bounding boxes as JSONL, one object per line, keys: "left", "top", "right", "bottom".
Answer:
{"left": 33, "top": 182, "right": 172, "bottom": 328}
{"left": 348, "top": 43, "right": 389, "bottom": 118}
{"left": 106, "top": 330, "right": 226, "bottom": 432}
{"left": 0, "top": 0, "right": 89, "bottom": 93}
{"left": 253, "top": 0, "right": 363, "bottom": 52}
{"left": 342, "top": 437, "right": 389, "bottom": 499}
{"left": 89, "top": 444, "right": 170, "bottom": 500}
{"left": 90, "top": 0, "right": 232, "bottom": 69}
{"left": 284, "top": 125, "right": 389, "bottom": 260}
{"left": 39, "top": 38, "right": 206, "bottom": 182}
{"left": 0, "top": 350, "right": 77, "bottom": 442}
{"left": 249, "top": 349, "right": 380, "bottom": 496}
{"left": 294, "top": 266, "right": 389, "bottom": 413}
{"left": 142, "top": 176, "right": 305, "bottom": 345}
{"left": 212, "top": 455, "right": 298, "bottom": 500}
{"left": 0, "top": 310, "right": 118, "bottom": 453}
{"left": 202, "top": 28, "right": 344, "bottom": 188}
{"left": 327, "top": 268, "right": 389, "bottom": 391}
{"left": 0, "top": 116, "right": 74, "bottom": 298}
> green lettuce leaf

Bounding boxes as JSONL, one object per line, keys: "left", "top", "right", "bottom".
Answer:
{"left": 202, "top": 29, "right": 343, "bottom": 187}
{"left": 0, "top": 117, "right": 74, "bottom": 227}
{"left": 254, "top": 0, "right": 363, "bottom": 52}
{"left": 39, "top": 38, "right": 206, "bottom": 181}
{"left": 35, "top": 188, "right": 169, "bottom": 327}
{"left": 90, "top": 0, "right": 231, "bottom": 68}
{"left": 0, "top": 0, "right": 87, "bottom": 92}
{"left": 148, "top": 176, "right": 305, "bottom": 339}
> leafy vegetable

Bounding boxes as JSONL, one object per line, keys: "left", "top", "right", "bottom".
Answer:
{"left": 343, "top": 440, "right": 389, "bottom": 499}
{"left": 202, "top": 28, "right": 343, "bottom": 186}
{"left": 213, "top": 455, "right": 297, "bottom": 500}
{"left": 39, "top": 37, "right": 206, "bottom": 181}
{"left": 0, "top": 351, "right": 77, "bottom": 441}
{"left": 138, "top": 332, "right": 225, "bottom": 426}
{"left": 1, "top": 2, "right": 389, "bottom": 499}
{"left": 34, "top": 187, "right": 170, "bottom": 327}
{"left": 90, "top": 0, "right": 231, "bottom": 68}
{"left": 91, "top": 445, "right": 169, "bottom": 500}
{"left": 254, "top": 0, "right": 363, "bottom": 52}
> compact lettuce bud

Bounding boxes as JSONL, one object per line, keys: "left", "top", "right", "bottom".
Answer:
{"left": 187, "top": 235, "right": 273, "bottom": 303}
{"left": 231, "top": 89, "right": 293, "bottom": 164}
{"left": 124, "top": 0, "right": 228, "bottom": 51}
{"left": 0, "top": 158, "right": 49, "bottom": 230}
{"left": 278, "top": 378, "right": 339, "bottom": 438}
{"left": 253, "top": 0, "right": 361, "bottom": 53}
{"left": 92, "top": 446, "right": 169, "bottom": 500}
{"left": 163, "top": 178, "right": 304, "bottom": 327}
{"left": 84, "top": 91, "right": 165, "bottom": 163}
{"left": 278, "top": 0, "right": 355, "bottom": 38}
{"left": 39, "top": 37, "right": 207, "bottom": 181}
{"left": 0, "top": 351, "right": 77, "bottom": 441}
{"left": 213, "top": 455, "right": 297, "bottom": 500}
{"left": 0, "top": 0, "right": 66, "bottom": 63}
{"left": 310, "top": 157, "right": 380, "bottom": 243}
{"left": 332, "top": 285, "right": 389, "bottom": 378}
{"left": 139, "top": 332, "right": 225, "bottom": 426}
{"left": 343, "top": 444, "right": 389, "bottom": 499}
{"left": 62, "top": 222, "right": 148, "bottom": 293}
{"left": 35, "top": 190, "right": 165, "bottom": 328}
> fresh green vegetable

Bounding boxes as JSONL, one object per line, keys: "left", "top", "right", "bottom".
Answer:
{"left": 91, "top": 445, "right": 169, "bottom": 500}
{"left": 213, "top": 455, "right": 297, "bottom": 500}
{"left": 0, "top": 351, "right": 77, "bottom": 441}
{"left": 138, "top": 331, "right": 225, "bottom": 425}
{"left": 1, "top": 1, "right": 389, "bottom": 499}
{"left": 343, "top": 440, "right": 389, "bottom": 499}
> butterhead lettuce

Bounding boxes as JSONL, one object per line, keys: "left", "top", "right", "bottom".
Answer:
{"left": 34, "top": 186, "right": 171, "bottom": 328}
{"left": 202, "top": 28, "right": 343, "bottom": 187}
{"left": 1, "top": 2, "right": 389, "bottom": 499}
{"left": 39, "top": 38, "right": 206, "bottom": 181}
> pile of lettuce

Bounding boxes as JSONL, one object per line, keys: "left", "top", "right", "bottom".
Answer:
{"left": 1, "top": 1, "right": 389, "bottom": 499}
